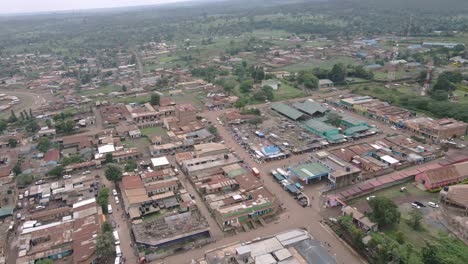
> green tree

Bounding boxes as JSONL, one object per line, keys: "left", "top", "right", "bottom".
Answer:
{"left": 47, "top": 165, "right": 64, "bottom": 177}
{"left": 101, "top": 221, "right": 113, "bottom": 233}
{"left": 36, "top": 137, "right": 51, "bottom": 153}
{"left": 96, "top": 231, "right": 114, "bottom": 261}
{"left": 421, "top": 242, "right": 443, "bottom": 264}
{"left": 13, "top": 162, "right": 22, "bottom": 175}
{"left": 407, "top": 210, "right": 423, "bottom": 231}
{"left": 0, "top": 120, "right": 6, "bottom": 132}
{"left": 223, "top": 80, "right": 236, "bottom": 95}
{"left": 298, "top": 71, "right": 319, "bottom": 89}
{"left": 330, "top": 63, "right": 347, "bottom": 83}
{"left": 25, "top": 120, "right": 40, "bottom": 132}
{"left": 239, "top": 79, "right": 253, "bottom": 93}
{"left": 8, "top": 110, "right": 17, "bottom": 123}
{"left": 150, "top": 93, "right": 160, "bottom": 106}
{"left": 234, "top": 99, "right": 247, "bottom": 109}
{"left": 124, "top": 160, "right": 137, "bottom": 172}
{"left": 36, "top": 259, "right": 53, "bottom": 264}
{"left": 105, "top": 153, "right": 113, "bottom": 164}
{"left": 97, "top": 188, "right": 110, "bottom": 213}
{"left": 105, "top": 164, "right": 122, "bottom": 182}
{"left": 61, "top": 155, "right": 84, "bottom": 166}
{"left": 16, "top": 174, "right": 33, "bottom": 186}
{"left": 368, "top": 196, "right": 401, "bottom": 229}
{"left": 8, "top": 138, "right": 17, "bottom": 148}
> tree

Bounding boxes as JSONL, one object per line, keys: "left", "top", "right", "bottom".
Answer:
{"left": 97, "top": 188, "right": 110, "bottom": 212}
{"left": 36, "top": 259, "right": 53, "bottom": 264}
{"left": 47, "top": 165, "right": 64, "bottom": 177}
{"left": 330, "top": 63, "right": 347, "bottom": 82}
{"left": 239, "top": 80, "right": 253, "bottom": 93}
{"left": 25, "top": 120, "right": 40, "bottom": 132}
{"left": 13, "top": 162, "right": 22, "bottom": 175}
{"left": 96, "top": 231, "right": 114, "bottom": 261}
{"left": 223, "top": 80, "right": 236, "bottom": 95}
{"left": 8, "top": 110, "right": 17, "bottom": 123}
{"left": 105, "top": 164, "right": 122, "bottom": 182}
{"left": 36, "top": 137, "right": 51, "bottom": 153}
{"left": 298, "top": 71, "right": 319, "bottom": 89}
{"left": 0, "top": 120, "right": 6, "bottom": 132}
{"left": 124, "top": 160, "right": 137, "bottom": 172}
{"left": 61, "top": 154, "right": 84, "bottom": 166}
{"left": 121, "top": 85, "right": 127, "bottom": 92}
{"left": 407, "top": 210, "right": 423, "bottom": 231}
{"left": 234, "top": 99, "right": 247, "bottom": 109}
{"left": 150, "top": 93, "right": 160, "bottom": 106}
{"left": 261, "top": 85, "right": 274, "bottom": 100}
{"left": 8, "top": 138, "right": 17, "bottom": 148}
{"left": 368, "top": 196, "right": 401, "bottom": 229}
{"left": 16, "top": 174, "right": 33, "bottom": 186}
{"left": 421, "top": 242, "right": 443, "bottom": 264}
{"left": 327, "top": 112, "right": 342, "bottom": 127}
{"left": 101, "top": 221, "right": 113, "bottom": 233}
{"left": 105, "top": 153, "right": 114, "bottom": 164}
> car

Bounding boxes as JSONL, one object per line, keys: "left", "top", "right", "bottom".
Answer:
{"left": 35, "top": 205, "right": 45, "bottom": 210}
{"left": 18, "top": 194, "right": 23, "bottom": 200}
{"left": 35, "top": 180, "right": 44, "bottom": 185}
{"left": 428, "top": 202, "right": 439, "bottom": 208}
{"left": 114, "top": 196, "right": 120, "bottom": 204}
{"left": 82, "top": 170, "right": 91, "bottom": 175}
{"left": 298, "top": 199, "right": 308, "bottom": 207}
{"left": 411, "top": 203, "right": 420, "bottom": 209}
{"left": 112, "top": 189, "right": 118, "bottom": 196}
{"left": 414, "top": 201, "right": 425, "bottom": 207}
{"left": 366, "top": 195, "right": 376, "bottom": 201}
{"left": 63, "top": 175, "right": 72, "bottom": 179}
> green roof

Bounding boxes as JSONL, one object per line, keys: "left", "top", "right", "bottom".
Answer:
{"left": 289, "top": 163, "right": 330, "bottom": 180}
{"left": 226, "top": 167, "right": 247, "bottom": 178}
{"left": 304, "top": 119, "right": 338, "bottom": 133}
{"left": 271, "top": 103, "right": 304, "bottom": 120}
{"left": 293, "top": 100, "right": 328, "bottom": 116}
{"left": 0, "top": 207, "right": 13, "bottom": 219}
{"left": 339, "top": 114, "right": 367, "bottom": 127}
{"left": 344, "top": 125, "right": 370, "bottom": 135}
{"left": 327, "top": 133, "right": 346, "bottom": 142}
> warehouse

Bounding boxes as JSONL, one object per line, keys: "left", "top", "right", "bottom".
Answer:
{"left": 271, "top": 103, "right": 304, "bottom": 120}
{"left": 303, "top": 119, "right": 346, "bottom": 143}
{"left": 288, "top": 162, "right": 330, "bottom": 184}
{"left": 293, "top": 99, "right": 328, "bottom": 117}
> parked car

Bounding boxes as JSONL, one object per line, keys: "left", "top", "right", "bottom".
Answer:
{"left": 411, "top": 203, "right": 420, "bottom": 209}
{"left": 112, "top": 189, "right": 118, "bottom": 196}
{"left": 414, "top": 201, "right": 425, "bottom": 207}
{"left": 427, "top": 202, "right": 439, "bottom": 208}
{"left": 114, "top": 196, "right": 120, "bottom": 204}
{"left": 63, "top": 175, "right": 72, "bottom": 179}
{"left": 35, "top": 180, "right": 44, "bottom": 185}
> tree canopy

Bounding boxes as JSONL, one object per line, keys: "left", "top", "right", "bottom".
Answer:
{"left": 368, "top": 196, "right": 401, "bottom": 229}
{"left": 105, "top": 164, "right": 122, "bottom": 182}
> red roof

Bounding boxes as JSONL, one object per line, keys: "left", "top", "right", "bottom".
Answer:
{"left": 121, "top": 175, "right": 144, "bottom": 189}
{"left": 44, "top": 149, "right": 60, "bottom": 162}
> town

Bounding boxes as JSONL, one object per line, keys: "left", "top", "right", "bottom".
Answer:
{"left": 0, "top": 1, "right": 468, "bottom": 264}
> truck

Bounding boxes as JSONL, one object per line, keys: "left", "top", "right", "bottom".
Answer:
{"left": 252, "top": 167, "right": 260, "bottom": 177}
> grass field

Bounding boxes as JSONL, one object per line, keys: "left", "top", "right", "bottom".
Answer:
{"left": 281, "top": 57, "right": 357, "bottom": 72}
{"left": 140, "top": 126, "right": 168, "bottom": 138}
{"left": 273, "top": 81, "right": 305, "bottom": 101}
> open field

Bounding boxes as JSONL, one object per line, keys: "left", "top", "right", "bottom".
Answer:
{"left": 281, "top": 57, "right": 357, "bottom": 72}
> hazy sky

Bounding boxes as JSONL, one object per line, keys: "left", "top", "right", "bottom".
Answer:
{"left": 0, "top": 0, "right": 188, "bottom": 14}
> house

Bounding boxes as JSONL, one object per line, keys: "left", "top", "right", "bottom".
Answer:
{"left": 261, "top": 79, "right": 281, "bottom": 90}
{"left": 38, "top": 126, "right": 56, "bottom": 137}
{"left": 415, "top": 161, "right": 468, "bottom": 190}
{"left": 342, "top": 206, "right": 378, "bottom": 232}
{"left": 318, "top": 79, "right": 334, "bottom": 88}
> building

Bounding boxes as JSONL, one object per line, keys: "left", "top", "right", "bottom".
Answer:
{"left": 194, "top": 142, "right": 228, "bottom": 158}
{"left": 440, "top": 184, "right": 468, "bottom": 210}
{"left": 293, "top": 99, "right": 328, "bottom": 117}
{"left": 404, "top": 117, "right": 467, "bottom": 140}
{"left": 182, "top": 154, "right": 241, "bottom": 178}
{"left": 271, "top": 103, "right": 304, "bottom": 121}
{"left": 288, "top": 162, "right": 330, "bottom": 184}
{"left": 319, "top": 79, "right": 334, "bottom": 88}
{"left": 202, "top": 229, "right": 336, "bottom": 264}
{"left": 151, "top": 156, "right": 171, "bottom": 170}
{"left": 261, "top": 79, "right": 281, "bottom": 90}
{"left": 342, "top": 206, "right": 378, "bottom": 232}
{"left": 175, "top": 103, "right": 197, "bottom": 125}
{"left": 415, "top": 161, "right": 468, "bottom": 190}
{"left": 132, "top": 209, "right": 210, "bottom": 248}
{"left": 303, "top": 119, "right": 345, "bottom": 143}
{"left": 315, "top": 151, "right": 361, "bottom": 188}
{"left": 214, "top": 187, "right": 277, "bottom": 231}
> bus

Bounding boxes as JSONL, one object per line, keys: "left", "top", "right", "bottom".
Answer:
{"left": 252, "top": 167, "right": 260, "bottom": 177}
{"left": 113, "top": 231, "right": 120, "bottom": 245}
{"left": 277, "top": 168, "right": 288, "bottom": 178}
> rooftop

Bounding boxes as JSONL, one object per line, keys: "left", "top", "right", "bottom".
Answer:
{"left": 271, "top": 103, "right": 304, "bottom": 120}
{"left": 293, "top": 99, "right": 328, "bottom": 116}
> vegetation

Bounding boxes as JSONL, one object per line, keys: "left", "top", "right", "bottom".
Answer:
{"left": 96, "top": 229, "right": 115, "bottom": 263}
{"left": 150, "top": 93, "right": 160, "bottom": 106}
{"left": 36, "top": 138, "right": 51, "bottom": 153}
{"left": 8, "top": 138, "right": 18, "bottom": 148}
{"left": 124, "top": 160, "right": 138, "bottom": 172}
{"left": 368, "top": 197, "right": 401, "bottom": 229}
{"left": 61, "top": 155, "right": 84, "bottom": 166}
{"left": 47, "top": 165, "right": 64, "bottom": 177}
{"left": 105, "top": 164, "right": 123, "bottom": 182}
{"left": 97, "top": 188, "right": 110, "bottom": 213}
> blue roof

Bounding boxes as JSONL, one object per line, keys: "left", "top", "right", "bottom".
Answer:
{"left": 285, "top": 184, "right": 299, "bottom": 193}
{"left": 273, "top": 172, "right": 285, "bottom": 181}
{"left": 262, "top": 145, "right": 281, "bottom": 156}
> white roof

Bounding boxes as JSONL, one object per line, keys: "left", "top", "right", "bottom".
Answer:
{"left": 73, "top": 197, "right": 96, "bottom": 208}
{"left": 255, "top": 254, "right": 277, "bottom": 264}
{"left": 151, "top": 156, "right": 170, "bottom": 167}
{"left": 381, "top": 155, "right": 399, "bottom": 165}
{"left": 98, "top": 144, "right": 115, "bottom": 154}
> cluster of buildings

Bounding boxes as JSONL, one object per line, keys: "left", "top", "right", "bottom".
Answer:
{"left": 176, "top": 143, "right": 279, "bottom": 232}
{"left": 332, "top": 96, "right": 468, "bottom": 141}
{"left": 201, "top": 228, "right": 336, "bottom": 264}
